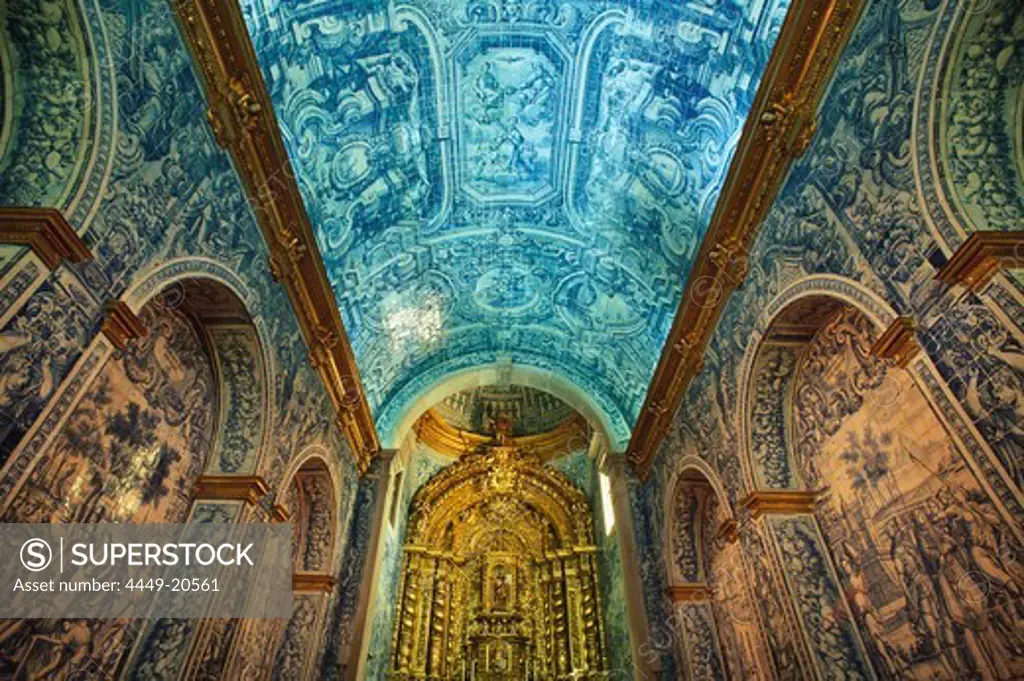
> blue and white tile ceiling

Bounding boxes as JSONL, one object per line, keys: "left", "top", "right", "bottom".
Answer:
{"left": 240, "top": 0, "right": 791, "bottom": 446}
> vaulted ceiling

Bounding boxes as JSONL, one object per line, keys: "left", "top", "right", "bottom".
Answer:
{"left": 240, "top": 0, "right": 791, "bottom": 446}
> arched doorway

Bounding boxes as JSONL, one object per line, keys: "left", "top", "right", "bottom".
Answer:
{"left": 388, "top": 439, "right": 609, "bottom": 679}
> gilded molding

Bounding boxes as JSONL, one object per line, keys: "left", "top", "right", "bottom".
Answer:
{"left": 629, "top": 0, "right": 866, "bottom": 478}
{"left": 169, "top": 0, "right": 379, "bottom": 473}
{"left": 100, "top": 301, "right": 147, "bottom": 351}
{"left": 715, "top": 518, "right": 739, "bottom": 544}
{"left": 740, "top": 490, "right": 819, "bottom": 519}
{"left": 414, "top": 410, "right": 590, "bottom": 460}
{"left": 270, "top": 503, "right": 290, "bottom": 522}
{"left": 194, "top": 474, "right": 270, "bottom": 505}
{"left": 934, "top": 231, "right": 1024, "bottom": 292}
{"left": 870, "top": 316, "right": 920, "bottom": 368}
{"left": 668, "top": 583, "right": 713, "bottom": 603}
{"left": 292, "top": 572, "right": 336, "bottom": 593}
{"left": 0, "top": 207, "right": 92, "bottom": 270}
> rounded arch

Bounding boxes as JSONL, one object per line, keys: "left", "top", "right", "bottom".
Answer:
{"left": 914, "top": 0, "right": 1024, "bottom": 251}
{"left": 277, "top": 444, "right": 346, "bottom": 573}
{"left": 278, "top": 448, "right": 339, "bottom": 575}
{"left": 663, "top": 459, "right": 731, "bottom": 587}
{"left": 124, "top": 259, "right": 275, "bottom": 475}
{"left": 0, "top": 279, "right": 228, "bottom": 523}
{"left": 383, "top": 361, "right": 627, "bottom": 451}
{"left": 737, "top": 276, "right": 897, "bottom": 494}
{"left": 663, "top": 455, "right": 734, "bottom": 525}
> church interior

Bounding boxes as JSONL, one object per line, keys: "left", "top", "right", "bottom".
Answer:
{"left": 0, "top": 0, "right": 1022, "bottom": 678}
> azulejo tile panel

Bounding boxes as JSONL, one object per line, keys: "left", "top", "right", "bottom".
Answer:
{"left": 240, "top": 0, "right": 791, "bottom": 440}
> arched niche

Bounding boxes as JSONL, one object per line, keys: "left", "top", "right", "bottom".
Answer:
{"left": 937, "top": 0, "right": 1024, "bottom": 238}
{"left": 0, "top": 279, "right": 238, "bottom": 524}
{"left": 662, "top": 460, "right": 767, "bottom": 681}
{"left": 123, "top": 261, "right": 274, "bottom": 476}
{"left": 0, "top": 0, "right": 95, "bottom": 208}
{"left": 665, "top": 463, "right": 729, "bottom": 587}
{"left": 741, "top": 285, "right": 1024, "bottom": 679}
{"left": 270, "top": 450, "right": 341, "bottom": 681}
{"left": 279, "top": 451, "right": 339, "bottom": 575}
{"left": 742, "top": 294, "right": 864, "bottom": 491}
{"left": 0, "top": 274, "right": 271, "bottom": 679}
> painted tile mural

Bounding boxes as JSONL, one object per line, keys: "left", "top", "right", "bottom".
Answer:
{"left": 632, "top": 0, "right": 1024, "bottom": 677}
{"left": 792, "top": 310, "right": 1024, "bottom": 680}
{"left": 364, "top": 442, "right": 448, "bottom": 679}
{"left": 1, "top": 302, "right": 214, "bottom": 524}
{"left": 239, "top": 0, "right": 792, "bottom": 445}
{"left": 0, "top": 0, "right": 362, "bottom": 677}
{"left": 548, "top": 450, "right": 633, "bottom": 674}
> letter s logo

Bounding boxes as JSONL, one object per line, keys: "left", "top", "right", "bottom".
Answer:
{"left": 20, "top": 538, "right": 52, "bottom": 572}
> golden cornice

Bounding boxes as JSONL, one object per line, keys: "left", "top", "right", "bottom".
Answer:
{"left": 194, "top": 474, "right": 270, "bottom": 505}
{"left": 270, "top": 503, "right": 291, "bottom": 523}
{"left": 101, "top": 301, "right": 147, "bottom": 351}
{"left": 934, "top": 231, "right": 1024, "bottom": 292}
{"left": 629, "top": 0, "right": 866, "bottom": 479}
{"left": 292, "top": 572, "right": 336, "bottom": 593}
{"left": 741, "top": 490, "right": 820, "bottom": 519}
{"left": 668, "top": 583, "right": 713, "bottom": 603}
{"left": 414, "top": 409, "right": 590, "bottom": 460}
{"left": 0, "top": 207, "right": 92, "bottom": 270}
{"left": 870, "top": 316, "right": 920, "bottom": 369}
{"left": 715, "top": 518, "right": 740, "bottom": 544}
{"left": 169, "top": 0, "right": 379, "bottom": 473}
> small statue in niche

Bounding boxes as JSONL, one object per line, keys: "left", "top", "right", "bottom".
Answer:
{"left": 487, "top": 412, "right": 513, "bottom": 444}
{"left": 491, "top": 564, "right": 513, "bottom": 610}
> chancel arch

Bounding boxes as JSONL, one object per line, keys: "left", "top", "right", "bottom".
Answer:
{"left": 389, "top": 440, "right": 610, "bottom": 679}
{"left": 383, "top": 362, "right": 627, "bottom": 452}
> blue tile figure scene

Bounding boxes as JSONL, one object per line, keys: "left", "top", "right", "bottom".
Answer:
{"left": 0, "top": 0, "right": 1021, "bottom": 678}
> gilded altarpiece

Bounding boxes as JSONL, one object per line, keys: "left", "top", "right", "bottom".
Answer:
{"left": 389, "top": 444, "right": 608, "bottom": 679}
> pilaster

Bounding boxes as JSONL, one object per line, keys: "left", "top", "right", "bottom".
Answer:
{"left": 602, "top": 452, "right": 658, "bottom": 675}
{"left": 345, "top": 448, "right": 398, "bottom": 680}
{"left": 738, "top": 493, "right": 876, "bottom": 681}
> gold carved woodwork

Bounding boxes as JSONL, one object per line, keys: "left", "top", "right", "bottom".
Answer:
{"left": 870, "top": 316, "right": 920, "bottom": 369}
{"left": 415, "top": 410, "right": 591, "bottom": 460}
{"left": 292, "top": 572, "right": 335, "bottom": 593}
{"left": 934, "top": 231, "right": 1024, "bottom": 292}
{"left": 390, "top": 443, "right": 609, "bottom": 679}
{"left": 628, "top": 0, "right": 867, "bottom": 479}
{"left": 741, "top": 490, "right": 819, "bottom": 519}
{"left": 0, "top": 207, "right": 92, "bottom": 270}
{"left": 668, "top": 583, "right": 713, "bottom": 603}
{"left": 193, "top": 475, "right": 270, "bottom": 505}
{"left": 100, "top": 301, "right": 147, "bottom": 351}
{"left": 270, "top": 503, "right": 290, "bottom": 523}
{"left": 168, "top": 0, "right": 378, "bottom": 472}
